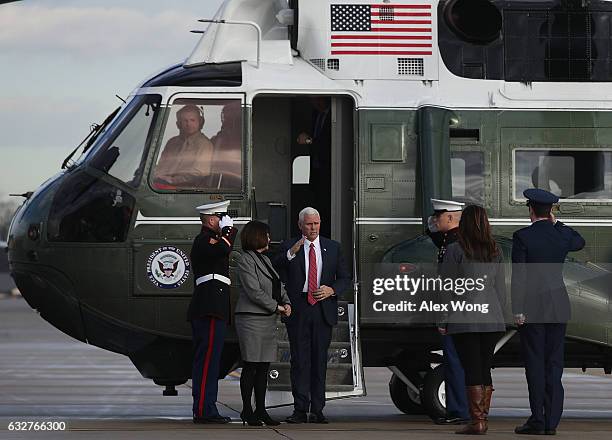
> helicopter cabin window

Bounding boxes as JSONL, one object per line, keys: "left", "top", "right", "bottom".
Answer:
{"left": 451, "top": 151, "right": 485, "bottom": 204}
{"left": 370, "top": 123, "right": 405, "bottom": 162}
{"left": 514, "top": 149, "right": 612, "bottom": 201}
{"left": 89, "top": 94, "right": 162, "bottom": 187}
{"left": 152, "top": 98, "right": 243, "bottom": 192}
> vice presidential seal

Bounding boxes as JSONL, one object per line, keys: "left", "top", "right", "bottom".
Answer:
{"left": 147, "top": 246, "right": 191, "bottom": 289}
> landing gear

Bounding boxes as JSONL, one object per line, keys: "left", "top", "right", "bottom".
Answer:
{"left": 163, "top": 385, "right": 178, "bottom": 396}
{"left": 388, "top": 371, "right": 425, "bottom": 415}
{"left": 420, "top": 364, "right": 446, "bottom": 421}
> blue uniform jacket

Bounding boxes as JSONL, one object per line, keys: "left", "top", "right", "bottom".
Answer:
{"left": 511, "top": 219, "right": 585, "bottom": 323}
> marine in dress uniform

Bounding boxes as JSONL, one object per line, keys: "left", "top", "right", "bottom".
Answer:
{"left": 426, "top": 199, "right": 470, "bottom": 425}
{"left": 187, "top": 200, "right": 238, "bottom": 424}
{"left": 512, "top": 189, "right": 585, "bottom": 435}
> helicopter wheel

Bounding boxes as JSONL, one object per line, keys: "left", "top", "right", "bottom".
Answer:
{"left": 389, "top": 371, "right": 425, "bottom": 415}
{"left": 420, "top": 365, "right": 447, "bottom": 421}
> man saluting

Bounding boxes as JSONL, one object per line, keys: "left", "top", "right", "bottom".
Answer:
{"left": 272, "top": 207, "right": 350, "bottom": 424}
{"left": 188, "top": 200, "right": 237, "bottom": 424}
{"left": 512, "top": 189, "right": 585, "bottom": 436}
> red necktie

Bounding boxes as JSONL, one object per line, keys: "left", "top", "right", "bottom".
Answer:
{"left": 307, "top": 243, "right": 318, "bottom": 305}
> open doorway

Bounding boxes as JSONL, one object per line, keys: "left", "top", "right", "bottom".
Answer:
{"left": 251, "top": 94, "right": 354, "bottom": 278}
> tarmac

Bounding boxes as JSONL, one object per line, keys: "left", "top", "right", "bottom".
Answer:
{"left": 1, "top": 296, "right": 611, "bottom": 439}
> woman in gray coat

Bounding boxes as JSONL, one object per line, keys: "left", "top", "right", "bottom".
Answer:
{"left": 439, "top": 205, "right": 506, "bottom": 435}
{"left": 235, "top": 220, "right": 291, "bottom": 426}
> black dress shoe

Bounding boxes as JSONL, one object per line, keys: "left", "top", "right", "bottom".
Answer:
{"left": 285, "top": 411, "right": 308, "bottom": 424}
{"left": 193, "top": 415, "right": 231, "bottom": 424}
{"left": 240, "top": 410, "right": 263, "bottom": 426}
{"left": 254, "top": 410, "right": 280, "bottom": 426}
{"left": 545, "top": 429, "right": 557, "bottom": 435}
{"left": 515, "top": 424, "right": 545, "bottom": 435}
{"left": 309, "top": 412, "right": 329, "bottom": 424}
{"left": 434, "top": 416, "right": 469, "bottom": 425}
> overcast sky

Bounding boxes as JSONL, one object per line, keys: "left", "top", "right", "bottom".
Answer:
{"left": 0, "top": 0, "right": 224, "bottom": 201}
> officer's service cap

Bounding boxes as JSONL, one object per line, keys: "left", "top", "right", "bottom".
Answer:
{"left": 523, "top": 188, "right": 559, "bottom": 205}
{"left": 431, "top": 198, "right": 464, "bottom": 213}
{"left": 196, "top": 200, "right": 230, "bottom": 215}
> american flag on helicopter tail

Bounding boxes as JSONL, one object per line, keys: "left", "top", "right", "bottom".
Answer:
{"left": 330, "top": 3, "right": 432, "bottom": 56}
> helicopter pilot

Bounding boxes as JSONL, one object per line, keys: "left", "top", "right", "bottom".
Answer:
{"left": 187, "top": 200, "right": 238, "bottom": 424}
{"left": 153, "top": 104, "right": 214, "bottom": 189}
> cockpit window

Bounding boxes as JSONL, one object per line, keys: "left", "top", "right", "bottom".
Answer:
{"left": 151, "top": 98, "right": 243, "bottom": 192}
{"left": 89, "top": 94, "right": 162, "bottom": 187}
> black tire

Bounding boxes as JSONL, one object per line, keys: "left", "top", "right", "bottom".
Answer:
{"left": 388, "top": 372, "right": 425, "bottom": 415}
{"left": 420, "top": 365, "right": 446, "bottom": 420}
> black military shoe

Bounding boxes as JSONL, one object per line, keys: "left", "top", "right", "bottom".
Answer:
{"left": 309, "top": 412, "right": 329, "bottom": 424}
{"left": 285, "top": 411, "right": 308, "bottom": 424}
{"left": 434, "top": 416, "right": 469, "bottom": 425}
{"left": 193, "top": 415, "right": 231, "bottom": 424}
{"left": 515, "top": 424, "right": 545, "bottom": 435}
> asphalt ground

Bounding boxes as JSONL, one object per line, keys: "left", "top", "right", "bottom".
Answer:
{"left": 1, "top": 297, "right": 611, "bottom": 439}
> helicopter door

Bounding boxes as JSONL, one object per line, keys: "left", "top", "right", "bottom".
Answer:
{"left": 253, "top": 95, "right": 364, "bottom": 406}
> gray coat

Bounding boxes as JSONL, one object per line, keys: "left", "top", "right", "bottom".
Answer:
{"left": 439, "top": 242, "right": 507, "bottom": 334}
{"left": 235, "top": 250, "right": 290, "bottom": 314}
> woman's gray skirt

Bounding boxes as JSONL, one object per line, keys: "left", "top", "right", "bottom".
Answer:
{"left": 235, "top": 313, "right": 278, "bottom": 362}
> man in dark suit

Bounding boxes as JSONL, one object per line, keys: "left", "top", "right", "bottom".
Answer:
{"left": 272, "top": 207, "right": 350, "bottom": 423}
{"left": 512, "top": 189, "right": 585, "bottom": 435}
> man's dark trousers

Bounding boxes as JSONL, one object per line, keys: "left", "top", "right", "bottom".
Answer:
{"left": 191, "top": 317, "right": 227, "bottom": 418}
{"left": 286, "top": 294, "right": 332, "bottom": 414}
{"left": 442, "top": 335, "right": 470, "bottom": 419}
{"left": 519, "top": 323, "right": 566, "bottom": 431}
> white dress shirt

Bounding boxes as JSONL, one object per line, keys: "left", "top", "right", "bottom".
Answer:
{"left": 287, "top": 236, "right": 322, "bottom": 292}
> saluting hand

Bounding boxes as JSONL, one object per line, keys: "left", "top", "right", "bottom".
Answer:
{"left": 289, "top": 238, "right": 305, "bottom": 257}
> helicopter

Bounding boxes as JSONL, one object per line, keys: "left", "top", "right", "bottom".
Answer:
{"left": 6, "top": 0, "right": 612, "bottom": 420}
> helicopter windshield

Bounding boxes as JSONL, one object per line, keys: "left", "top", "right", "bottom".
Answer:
{"left": 84, "top": 94, "right": 162, "bottom": 187}
{"left": 151, "top": 98, "right": 243, "bottom": 192}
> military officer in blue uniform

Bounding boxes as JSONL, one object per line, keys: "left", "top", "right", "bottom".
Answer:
{"left": 187, "top": 200, "right": 238, "bottom": 424}
{"left": 512, "top": 189, "right": 585, "bottom": 435}
{"left": 426, "top": 199, "right": 470, "bottom": 425}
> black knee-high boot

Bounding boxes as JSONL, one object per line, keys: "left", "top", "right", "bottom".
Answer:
{"left": 240, "top": 362, "right": 262, "bottom": 426}
{"left": 254, "top": 362, "right": 279, "bottom": 426}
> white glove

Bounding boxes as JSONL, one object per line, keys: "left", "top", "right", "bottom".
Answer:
{"left": 219, "top": 215, "right": 234, "bottom": 229}
{"left": 427, "top": 215, "right": 438, "bottom": 233}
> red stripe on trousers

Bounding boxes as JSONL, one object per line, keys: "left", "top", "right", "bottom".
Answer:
{"left": 197, "top": 317, "right": 216, "bottom": 417}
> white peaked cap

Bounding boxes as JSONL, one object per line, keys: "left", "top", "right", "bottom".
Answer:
{"left": 196, "top": 200, "right": 230, "bottom": 214}
{"left": 430, "top": 198, "right": 464, "bottom": 212}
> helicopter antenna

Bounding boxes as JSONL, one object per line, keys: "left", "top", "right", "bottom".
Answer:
{"left": 115, "top": 94, "right": 126, "bottom": 104}
{"left": 9, "top": 192, "right": 33, "bottom": 199}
